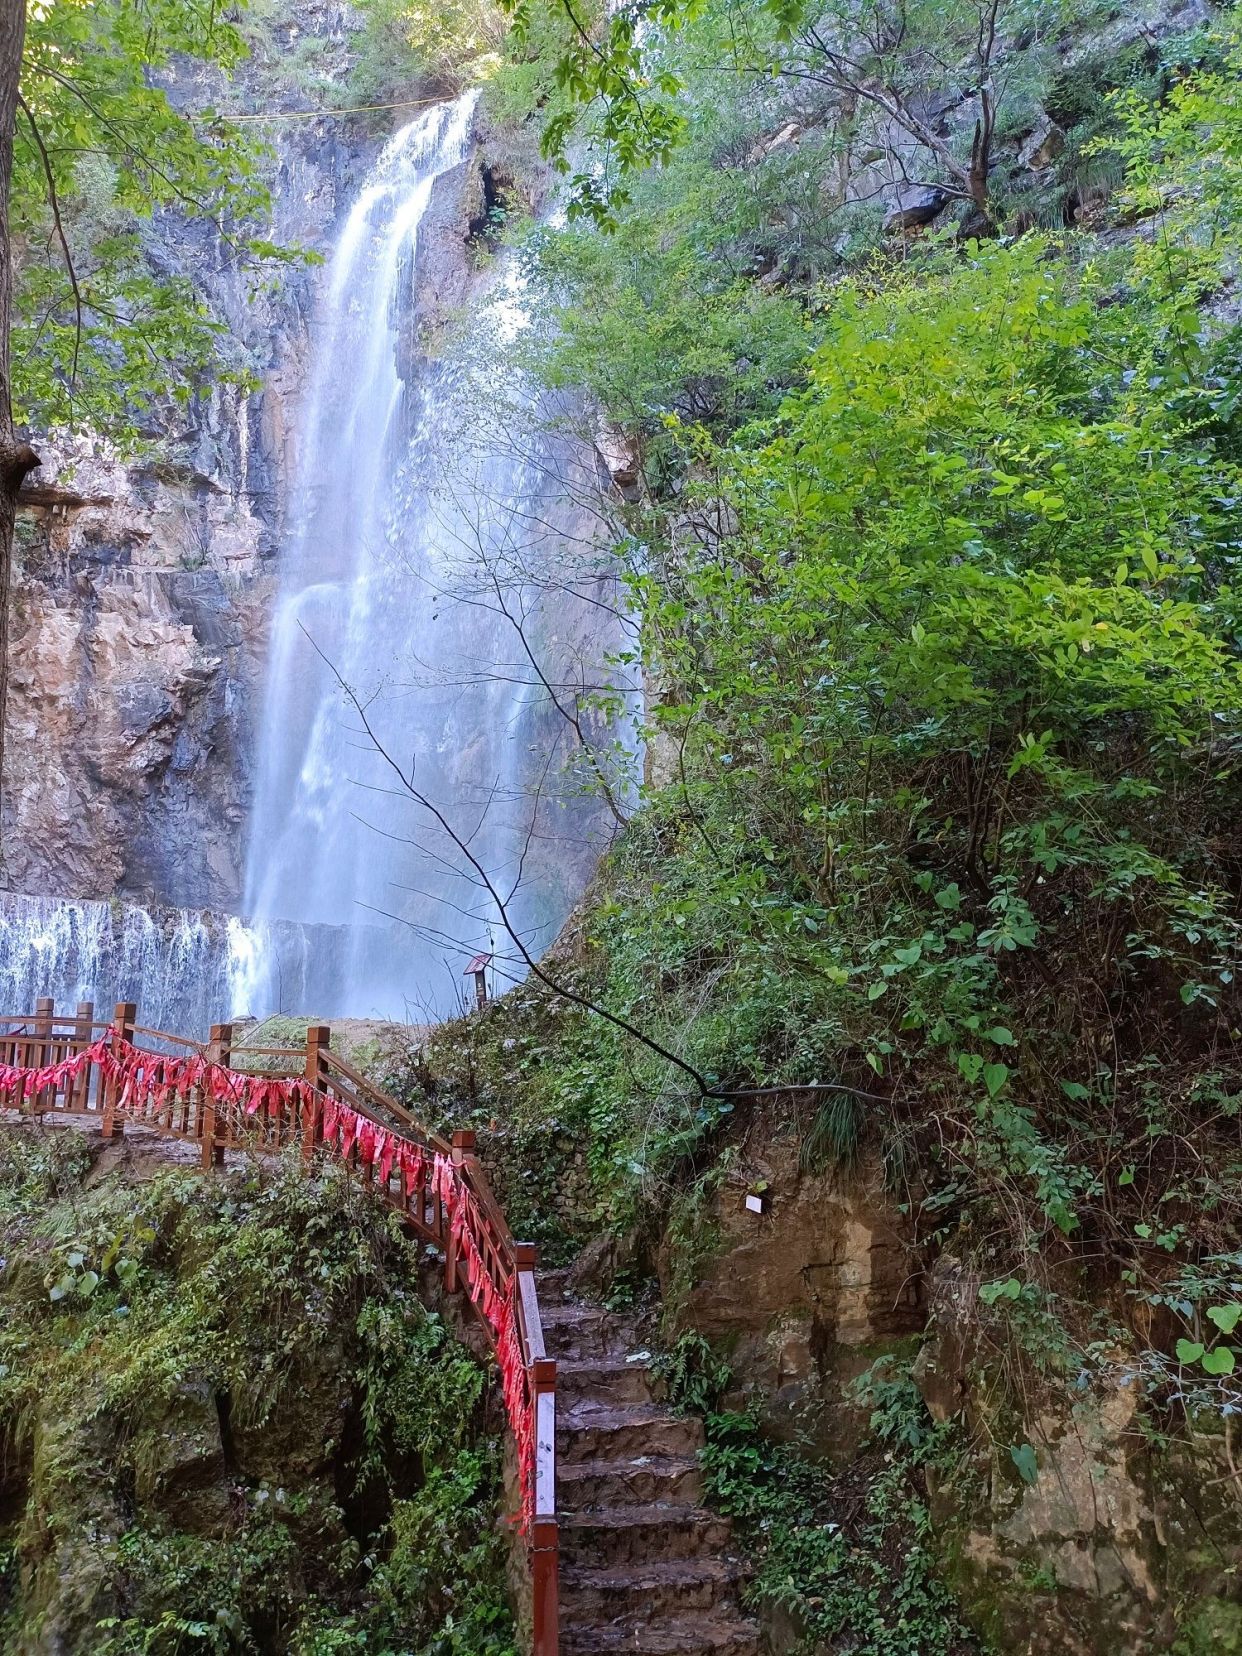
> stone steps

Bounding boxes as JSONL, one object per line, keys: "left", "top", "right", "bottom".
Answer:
{"left": 558, "top": 1452, "right": 707, "bottom": 1510}
{"left": 541, "top": 1301, "right": 636, "bottom": 1362}
{"left": 561, "top": 1504, "right": 735, "bottom": 1567}
{"left": 559, "top": 1401, "right": 704, "bottom": 1465}
{"left": 560, "top": 1614, "right": 762, "bottom": 1655}
{"left": 556, "top": 1355, "right": 656, "bottom": 1407}
{"left": 542, "top": 1271, "right": 759, "bottom": 1656}
{"left": 560, "top": 1557, "right": 747, "bottom": 1619}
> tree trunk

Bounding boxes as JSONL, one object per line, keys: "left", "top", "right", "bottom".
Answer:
{"left": 0, "top": 0, "right": 41, "bottom": 868}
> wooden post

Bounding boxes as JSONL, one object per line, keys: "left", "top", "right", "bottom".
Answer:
{"left": 515, "top": 1240, "right": 558, "bottom": 1656}
{"left": 303, "top": 1025, "right": 330, "bottom": 1168}
{"left": 530, "top": 1511, "right": 560, "bottom": 1655}
{"left": 32, "top": 996, "right": 53, "bottom": 1117}
{"left": 100, "top": 1001, "right": 135, "bottom": 1142}
{"left": 71, "top": 1000, "right": 93, "bottom": 1113}
{"left": 444, "top": 1129, "right": 476, "bottom": 1293}
{"left": 203, "top": 1023, "right": 232, "bottom": 1170}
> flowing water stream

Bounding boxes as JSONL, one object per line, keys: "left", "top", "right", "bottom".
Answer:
{"left": 0, "top": 94, "right": 619, "bottom": 1030}
{"left": 234, "top": 93, "right": 619, "bottom": 1020}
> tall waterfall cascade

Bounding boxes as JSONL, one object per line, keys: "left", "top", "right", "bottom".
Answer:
{"left": 234, "top": 94, "right": 625, "bottom": 1020}
{"left": 0, "top": 94, "right": 623, "bottom": 1032}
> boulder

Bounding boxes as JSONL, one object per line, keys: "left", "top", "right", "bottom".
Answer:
{"left": 1019, "top": 113, "right": 1067, "bottom": 171}
{"left": 884, "top": 184, "right": 952, "bottom": 231}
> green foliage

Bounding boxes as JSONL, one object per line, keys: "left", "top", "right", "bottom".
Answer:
{"left": 516, "top": 202, "right": 808, "bottom": 443}
{"left": 366, "top": 1452, "right": 516, "bottom": 1654}
{"left": 1102, "top": 16, "right": 1242, "bottom": 254}
{"left": 414, "top": 2, "right": 1242, "bottom": 1459}
{"left": 652, "top": 1328, "right": 732, "bottom": 1414}
{"left": 426, "top": 15, "right": 1242, "bottom": 1435}
{"left": 0, "top": 1139, "right": 513, "bottom": 1655}
{"left": 348, "top": 0, "right": 507, "bottom": 100}
{"left": 588, "top": 228, "right": 1242, "bottom": 1259}
{"left": 15, "top": 0, "right": 306, "bottom": 440}
{"left": 687, "top": 1351, "right": 971, "bottom": 1654}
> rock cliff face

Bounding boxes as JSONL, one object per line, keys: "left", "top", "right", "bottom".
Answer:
{"left": 5, "top": 8, "right": 370, "bottom": 907}
{"left": 658, "top": 1136, "right": 1242, "bottom": 1656}
{"left": 3, "top": 11, "right": 527, "bottom": 918}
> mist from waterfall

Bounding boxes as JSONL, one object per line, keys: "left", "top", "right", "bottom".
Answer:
{"left": 236, "top": 94, "right": 624, "bottom": 1022}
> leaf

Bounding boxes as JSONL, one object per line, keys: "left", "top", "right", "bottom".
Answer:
{"left": 893, "top": 944, "right": 922, "bottom": 966}
{"left": 1118, "top": 1165, "right": 1135, "bottom": 1186}
{"left": 76, "top": 1271, "right": 100, "bottom": 1299}
{"left": 934, "top": 882, "right": 962, "bottom": 911}
{"left": 1202, "top": 1345, "right": 1236, "bottom": 1376}
{"left": 1176, "top": 1339, "right": 1205, "bottom": 1364}
{"left": 1009, "top": 1443, "right": 1038, "bottom": 1485}
{"left": 867, "top": 980, "right": 888, "bottom": 1000}
{"left": 981, "top": 1277, "right": 1022, "bottom": 1304}
{"left": 983, "top": 1063, "right": 1010, "bottom": 1098}
{"left": 1060, "top": 1081, "right": 1090, "bottom": 1101}
{"left": 958, "top": 1054, "right": 983, "bottom": 1084}
{"left": 1208, "top": 1305, "right": 1242, "bottom": 1336}
{"left": 984, "top": 1026, "right": 1015, "bottom": 1046}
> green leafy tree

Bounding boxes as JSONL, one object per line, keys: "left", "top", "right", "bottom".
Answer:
{"left": 0, "top": 0, "right": 299, "bottom": 841}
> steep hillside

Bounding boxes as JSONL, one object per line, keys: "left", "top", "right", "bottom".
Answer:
{"left": 386, "top": 2, "right": 1242, "bottom": 1650}
{"left": 0, "top": 1127, "right": 514, "bottom": 1655}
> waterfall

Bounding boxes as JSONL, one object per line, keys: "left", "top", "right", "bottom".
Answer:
{"left": 237, "top": 94, "right": 624, "bottom": 1021}
{"left": 0, "top": 893, "right": 275, "bottom": 1034}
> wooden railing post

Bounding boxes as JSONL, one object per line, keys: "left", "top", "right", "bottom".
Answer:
{"left": 100, "top": 1001, "right": 135, "bottom": 1142}
{"left": 71, "top": 1000, "right": 93, "bottom": 1112}
{"left": 32, "top": 996, "right": 53, "bottom": 1117}
{"left": 303, "top": 1025, "right": 330, "bottom": 1167}
{"left": 514, "top": 1241, "right": 558, "bottom": 1656}
{"left": 444, "top": 1129, "right": 475, "bottom": 1293}
{"left": 203, "top": 1022, "right": 232, "bottom": 1169}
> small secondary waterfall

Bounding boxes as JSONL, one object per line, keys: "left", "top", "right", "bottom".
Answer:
{"left": 0, "top": 894, "right": 266, "bottom": 1033}
{"left": 237, "top": 94, "right": 619, "bottom": 1020}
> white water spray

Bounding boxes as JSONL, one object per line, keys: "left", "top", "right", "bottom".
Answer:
{"left": 237, "top": 95, "right": 621, "bottom": 1020}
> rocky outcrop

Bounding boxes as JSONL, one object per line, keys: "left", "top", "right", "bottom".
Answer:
{"left": 9, "top": 439, "right": 265, "bottom": 903}
{"left": 914, "top": 1256, "right": 1242, "bottom": 1656}
{"left": 4, "top": 15, "right": 530, "bottom": 918}
{"left": 659, "top": 1116, "right": 923, "bottom": 1457}
{"left": 658, "top": 1132, "right": 1242, "bottom": 1655}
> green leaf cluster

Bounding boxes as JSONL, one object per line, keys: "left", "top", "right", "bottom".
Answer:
{"left": 15, "top": 0, "right": 305, "bottom": 441}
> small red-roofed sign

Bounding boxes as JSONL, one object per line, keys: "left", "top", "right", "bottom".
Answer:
{"left": 464, "top": 953, "right": 493, "bottom": 1009}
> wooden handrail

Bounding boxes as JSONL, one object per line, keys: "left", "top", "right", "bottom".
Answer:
{"left": 129, "top": 1024, "right": 209, "bottom": 1050}
{"left": 0, "top": 999, "right": 559, "bottom": 1655}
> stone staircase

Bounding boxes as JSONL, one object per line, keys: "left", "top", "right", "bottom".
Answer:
{"left": 540, "top": 1271, "right": 760, "bottom": 1655}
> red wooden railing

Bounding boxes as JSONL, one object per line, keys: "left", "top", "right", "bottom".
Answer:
{"left": 0, "top": 998, "right": 558, "bottom": 1655}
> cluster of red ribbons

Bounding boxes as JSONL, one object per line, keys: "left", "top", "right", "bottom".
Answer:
{"left": 0, "top": 1032, "right": 538, "bottom": 1529}
{"left": 106, "top": 1038, "right": 323, "bottom": 1126}
{"left": 321, "top": 1095, "right": 430, "bottom": 1197}
{"left": 0, "top": 1034, "right": 113, "bottom": 1102}
{"left": 435, "top": 1150, "right": 536, "bottom": 1530}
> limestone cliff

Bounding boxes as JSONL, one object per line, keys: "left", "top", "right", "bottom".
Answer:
{"left": 3, "top": 8, "right": 538, "bottom": 917}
